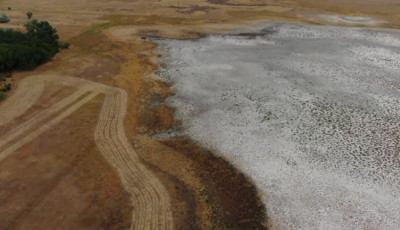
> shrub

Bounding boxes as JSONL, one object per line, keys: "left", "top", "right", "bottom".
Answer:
{"left": 60, "top": 42, "right": 70, "bottom": 49}
{"left": 1, "top": 85, "right": 10, "bottom": 92}
{"left": 1, "top": 83, "right": 11, "bottom": 92}
{"left": 27, "top": 11, "right": 32, "bottom": 19}
{"left": 0, "top": 13, "right": 9, "bottom": 23}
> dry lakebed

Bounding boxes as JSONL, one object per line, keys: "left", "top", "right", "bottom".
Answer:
{"left": 156, "top": 23, "right": 400, "bottom": 230}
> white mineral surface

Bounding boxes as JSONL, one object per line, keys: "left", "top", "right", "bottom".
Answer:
{"left": 157, "top": 23, "right": 400, "bottom": 230}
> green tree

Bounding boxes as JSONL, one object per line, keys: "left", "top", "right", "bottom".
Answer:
{"left": 26, "top": 11, "right": 33, "bottom": 19}
{"left": 25, "top": 20, "right": 59, "bottom": 44}
{"left": 0, "top": 20, "right": 63, "bottom": 72}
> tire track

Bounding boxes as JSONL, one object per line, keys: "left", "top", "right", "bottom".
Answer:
{"left": 0, "top": 91, "right": 98, "bottom": 162}
{"left": 0, "top": 86, "right": 93, "bottom": 152}
{"left": 0, "top": 76, "right": 46, "bottom": 127}
{"left": 0, "top": 74, "right": 174, "bottom": 229}
{"left": 95, "top": 89, "right": 174, "bottom": 230}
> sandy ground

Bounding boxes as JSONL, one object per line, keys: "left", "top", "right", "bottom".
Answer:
{"left": 158, "top": 23, "right": 400, "bottom": 229}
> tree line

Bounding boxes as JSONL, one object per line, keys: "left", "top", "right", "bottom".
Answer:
{"left": 0, "top": 20, "right": 69, "bottom": 72}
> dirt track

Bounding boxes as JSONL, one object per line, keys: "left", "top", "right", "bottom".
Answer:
{"left": 0, "top": 74, "right": 174, "bottom": 229}
{"left": 0, "top": 75, "right": 45, "bottom": 127}
{"left": 95, "top": 88, "right": 173, "bottom": 230}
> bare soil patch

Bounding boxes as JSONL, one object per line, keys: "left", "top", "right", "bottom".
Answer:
{"left": 0, "top": 95, "right": 132, "bottom": 230}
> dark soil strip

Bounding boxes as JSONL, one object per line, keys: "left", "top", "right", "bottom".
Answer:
{"left": 207, "top": 0, "right": 270, "bottom": 7}
{"left": 142, "top": 160, "right": 200, "bottom": 230}
{"left": 168, "top": 5, "right": 216, "bottom": 15}
{"left": 160, "top": 137, "right": 268, "bottom": 230}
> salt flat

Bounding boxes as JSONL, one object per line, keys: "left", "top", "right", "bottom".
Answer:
{"left": 158, "top": 23, "right": 400, "bottom": 229}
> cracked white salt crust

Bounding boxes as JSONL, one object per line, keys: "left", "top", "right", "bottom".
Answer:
{"left": 158, "top": 23, "right": 400, "bottom": 230}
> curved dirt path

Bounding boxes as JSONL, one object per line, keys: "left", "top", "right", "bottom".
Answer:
{"left": 0, "top": 75, "right": 46, "bottom": 127}
{"left": 0, "top": 74, "right": 174, "bottom": 229}
{"left": 95, "top": 89, "right": 173, "bottom": 230}
{"left": 0, "top": 86, "right": 93, "bottom": 151}
{"left": 0, "top": 74, "right": 90, "bottom": 127}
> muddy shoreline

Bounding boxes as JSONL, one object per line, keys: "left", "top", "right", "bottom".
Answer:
{"left": 132, "top": 59, "right": 269, "bottom": 229}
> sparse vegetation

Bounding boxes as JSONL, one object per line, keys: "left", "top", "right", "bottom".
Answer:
{"left": 0, "top": 75, "right": 11, "bottom": 100}
{"left": 0, "top": 13, "right": 9, "bottom": 23}
{"left": 1, "top": 83, "right": 11, "bottom": 92}
{"left": 0, "top": 20, "right": 69, "bottom": 72}
{"left": 59, "top": 42, "right": 70, "bottom": 49}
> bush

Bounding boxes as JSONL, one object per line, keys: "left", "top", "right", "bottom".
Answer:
{"left": 27, "top": 11, "right": 33, "bottom": 19}
{"left": 59, "top": 42, "right": 70, "bottom": 49}
{"left": 2, "top": 83, "right": 11, "bottom": 92}
{"left": 0, "top": 13, "right": 9, "bottom": 23}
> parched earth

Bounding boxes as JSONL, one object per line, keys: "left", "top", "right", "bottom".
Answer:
{"left": 0, "top": 74, "right": 173, "bottom": 229}
{"left": 1, "top": 0, "right": 400, "bottom": 229}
